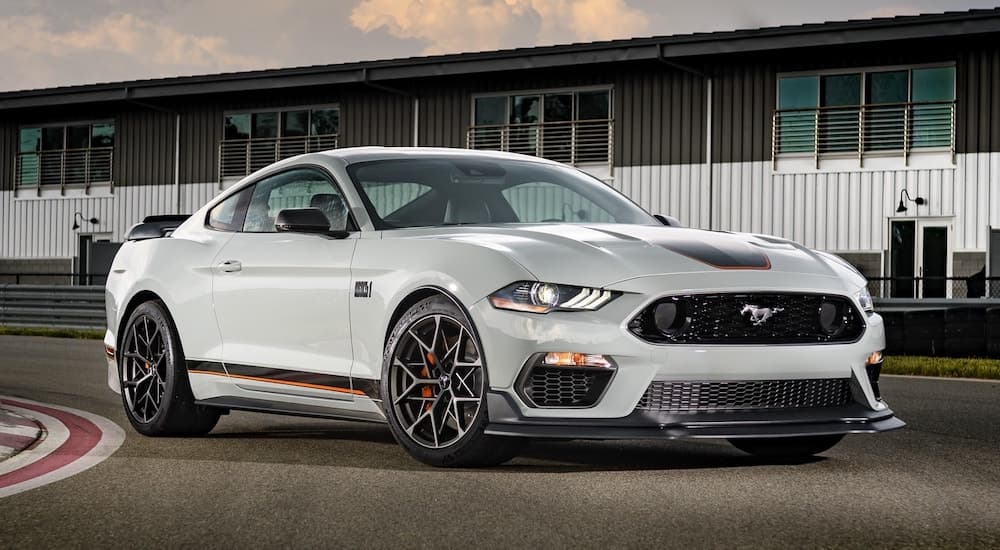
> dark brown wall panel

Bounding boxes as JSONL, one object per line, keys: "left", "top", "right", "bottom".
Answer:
{"left": 708, "top": 56, "right": 776, "bottom": 164}
{"left": 115, "top": 108, "right": 175, "bottom": 186}
{"left": 416, "top": 86, "right": 468, "bottom": 148}
{"left": 179, "top": 105, "right": 221, "bottom": 184}
{"left": 956, "top": 38, "right": 1000, "bottom": 154}
{"left": 340, "top": 89, "right": 413, "bottom": 148}
{"left": 615, "top": 64, "right": 706, "bottom": 167}
{"left": 0, "top": 122, "right": 14, "bottom": 191}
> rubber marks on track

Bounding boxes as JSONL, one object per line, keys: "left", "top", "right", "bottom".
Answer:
{"left": 0, "top": 396, "right": 125, "bottom": 498}
{"left": 0, "top": 408, "right": 42, "bottom": 461}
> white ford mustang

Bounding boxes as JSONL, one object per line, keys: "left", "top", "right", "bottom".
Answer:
{"left": 104, "top": 147, "right": 903, "bottom": 467}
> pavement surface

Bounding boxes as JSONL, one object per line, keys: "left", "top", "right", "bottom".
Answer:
{"left": 0, "top": 333, "right": 998, "bottom": 549}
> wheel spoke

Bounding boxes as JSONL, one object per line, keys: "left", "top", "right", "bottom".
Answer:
{"left": 452, "top": 368, "right": 477, "bottom": 397}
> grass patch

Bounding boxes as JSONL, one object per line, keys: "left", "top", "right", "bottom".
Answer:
{"left": 883, "top": 355, "right": 1000, "bottom": 380}
{"left": 0, "top": 326, "right": 104, "bottom": 340}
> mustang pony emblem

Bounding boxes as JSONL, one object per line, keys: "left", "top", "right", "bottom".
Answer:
{"left": 740, "top": 304, "right": 784, "bottom": 326}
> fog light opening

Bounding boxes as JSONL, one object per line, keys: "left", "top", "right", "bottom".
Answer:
{"left": 542, "top": 352, "right": 614, "bottom": 369}
{"left": 865, "top": 350, "right": 884, "bottom": 400}
{"left": 818, "top": 300, "right": 847, "bottom": 336}
{"left": 652, "top": 299, "right": 688, "bottom": 336}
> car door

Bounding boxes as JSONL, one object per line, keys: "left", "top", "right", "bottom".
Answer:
{"left": 212, "top": 167, "right": 359, "bottom": 399}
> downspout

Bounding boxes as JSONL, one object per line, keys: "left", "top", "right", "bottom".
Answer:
{"left": 413, "top": 97, "right": 420, "bottom": 147}
{"left": 657, "top": 45, "right": 713, "bottom": 230}
{"left": 706, "top": 77, "right": 713, "bottom": 231}
{"left": 175, "top": 113, "right": 181, "bottom": 212}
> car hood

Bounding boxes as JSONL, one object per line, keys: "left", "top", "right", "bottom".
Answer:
{"left": 388, "top": 224, "right": 864, "bottom": 289}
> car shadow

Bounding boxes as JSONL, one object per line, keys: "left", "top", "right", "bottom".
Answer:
{"left": 184, "top": 418, "right": 825, "bottom": 472}
{"left": 506, "top": 439, "right": 825, "bottom": 472}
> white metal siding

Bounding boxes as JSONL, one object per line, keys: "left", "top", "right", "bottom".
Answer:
{"left": 0, "top": 183, "right": 222, "bottom": 258}
{"left": 616, "top": 152, "right": 999, "bottom": 253}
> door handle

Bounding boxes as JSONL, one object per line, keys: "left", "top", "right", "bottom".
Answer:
{"left": 219, "top": 260, "right": 242, "bottom": 273}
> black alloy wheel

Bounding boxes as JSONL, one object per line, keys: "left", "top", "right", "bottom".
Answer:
{"left": 382, "top": 295, "right": 523, "bottom": 467}
{"left": 119, "top": 300, "right": 220, "bottom": 436}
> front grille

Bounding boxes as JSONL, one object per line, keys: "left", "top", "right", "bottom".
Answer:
{"left": 636, "top": 378, "right": 853, "bottom": 413}
{"left": 520, "top": 366, "right": 613, "bottom": 408}
{"left": 628, "top": 293, "right": 865, "bottom": 344}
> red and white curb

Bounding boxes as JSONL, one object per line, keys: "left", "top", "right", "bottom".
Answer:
{"left": 0, "top": 408, "right": 42, "bottom": 461}
{"left": 0, "top": 396, "right": 125, "bottom": 498}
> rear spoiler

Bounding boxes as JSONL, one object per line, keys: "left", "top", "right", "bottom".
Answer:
{"left": 126, "top": 214, "right": 191, "bottom": 241}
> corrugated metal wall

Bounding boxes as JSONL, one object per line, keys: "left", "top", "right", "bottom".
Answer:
{"left": 616, "top": 153, "right": 998, "bottom": 254}
{"left": 116, "top": 108, "right": 176, "bottom": 186}
{"left": 2, "top": 34, "right": 1000, "bottom": 263}
{"left": 612, "top": 164, "right": 710, "bottom": 226}
{"left": 0, "top": 183, "right": 222, "bottom": 258}
{"left": 179, "top": 105, "right": 222, "bottom": 185}
{"left": 616, "top": 67, "right": 706, "bottom": 166}
{"left": 340, "top": 88, "right": 413, "bottom": 147}
{"left": 0, "top": 122, "right": 14, "bottom": 192}
{"left": 711, "top": 60, "right": 775, "bottom": 164}
{"left": 957, "top": 40, "right": 1000, "bottom": 154}
{"left": 416, "top": 86, "right": 467, "bottom": 148}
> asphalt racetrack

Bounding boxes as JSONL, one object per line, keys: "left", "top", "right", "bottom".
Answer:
{"left": 0, "top": 334, "right": 997, "bottom": 548}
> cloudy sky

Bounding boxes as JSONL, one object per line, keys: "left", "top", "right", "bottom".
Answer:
{"left": 2, "top": 0, "right": 997, "bottom": 92}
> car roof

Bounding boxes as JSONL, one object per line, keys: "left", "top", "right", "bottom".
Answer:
{"left": 308, "top": 146, "right": 563, "bottom": 166}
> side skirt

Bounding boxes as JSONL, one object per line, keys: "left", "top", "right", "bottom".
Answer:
{"left": 195, "top": 396, "right": 388, "bottom": 424}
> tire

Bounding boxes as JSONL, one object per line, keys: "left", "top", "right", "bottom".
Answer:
{"left": 381, "top": 295, "right": 524, "bottom": 467}
{"left": 118, "top": 300, "right": 220, "bottom": 436}
{"left": 728, "top": 434, "right": 845, "bottom": 459}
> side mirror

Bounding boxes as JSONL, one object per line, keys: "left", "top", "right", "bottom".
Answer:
{"left": 654, "top": 214, "right": 683, "bottom": 227}
{"left": 275, "top": 208, "right": 348, "bottom": 238}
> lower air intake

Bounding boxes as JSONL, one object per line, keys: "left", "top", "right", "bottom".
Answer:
{"left": 520, "top": 366, "right": 613, "bottom": 408}
{"left": 636, "top": 378, "right": 852, "bottom": 413}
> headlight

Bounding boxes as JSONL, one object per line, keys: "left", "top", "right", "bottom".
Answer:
{"left": 857, "top": 287, "right": 874, "bottom": 313}
{"left": 488, "top": 281, "right": 620, "bottom": 313}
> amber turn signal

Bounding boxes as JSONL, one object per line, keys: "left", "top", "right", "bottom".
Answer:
{"left": 542, "top": 352, "right": 613, "bottom": 368}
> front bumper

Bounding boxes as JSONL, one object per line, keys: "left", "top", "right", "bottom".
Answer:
{"left": 470, "top": 274, "right": 889, "bottom": 420}
{"left": 484, "top": 391, "right": 905, "bottom": 439}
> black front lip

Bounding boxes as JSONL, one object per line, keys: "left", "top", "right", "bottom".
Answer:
{"left": 484, "top": 392, "right": 905, "bottom": 439}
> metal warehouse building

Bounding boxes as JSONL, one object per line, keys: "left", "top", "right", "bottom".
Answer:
{"left": 2, "top": 9, "right": 1000, "bottom": 297}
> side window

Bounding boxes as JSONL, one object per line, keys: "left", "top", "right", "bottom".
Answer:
{"left": 243, "top": 168, "right": 350, "bottom": 232}
{"left": 207, "top": 187, "right": 251, "bottom": 231}
{"left": 502, "top": 181, "right": 615, "bottom": 223}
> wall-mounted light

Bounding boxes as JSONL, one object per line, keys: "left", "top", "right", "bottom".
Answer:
{"left": 72, "top": 211, "right": 99, "bottom": 230}
{"left": 896, "top": 189, "right": 926, "bottom": 213}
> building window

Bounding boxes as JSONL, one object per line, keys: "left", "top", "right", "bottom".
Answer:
{"left": 15, "top": 121, "right": 114, "bottom": 188}
{"left": 219, "top": 106, "right": 340, "bottom": 180}
{"left": 467, "top": 88, "right": 612, "bottom": 165}
{"left": 773, "top": 66, "right": 955, "bottom": 161}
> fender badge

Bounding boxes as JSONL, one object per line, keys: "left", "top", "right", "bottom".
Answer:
{"left": 354, "top": 281, "right": 372, "bottom": 298}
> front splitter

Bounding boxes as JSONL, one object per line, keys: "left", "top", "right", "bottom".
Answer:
{"left": 484, "top": 391, "right": 906, "bottom": 440}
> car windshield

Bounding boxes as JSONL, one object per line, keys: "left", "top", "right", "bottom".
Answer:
{"left": 346, "top": 156, "right": 657, "bottom": 229}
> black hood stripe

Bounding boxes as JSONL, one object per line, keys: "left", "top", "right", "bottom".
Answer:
{"left": 655, "top": 239, "right": 771, "bottom": 270}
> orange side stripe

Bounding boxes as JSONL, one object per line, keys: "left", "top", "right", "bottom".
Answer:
{"left": 187, "top": 369, "right": 364, "bottom": 396}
